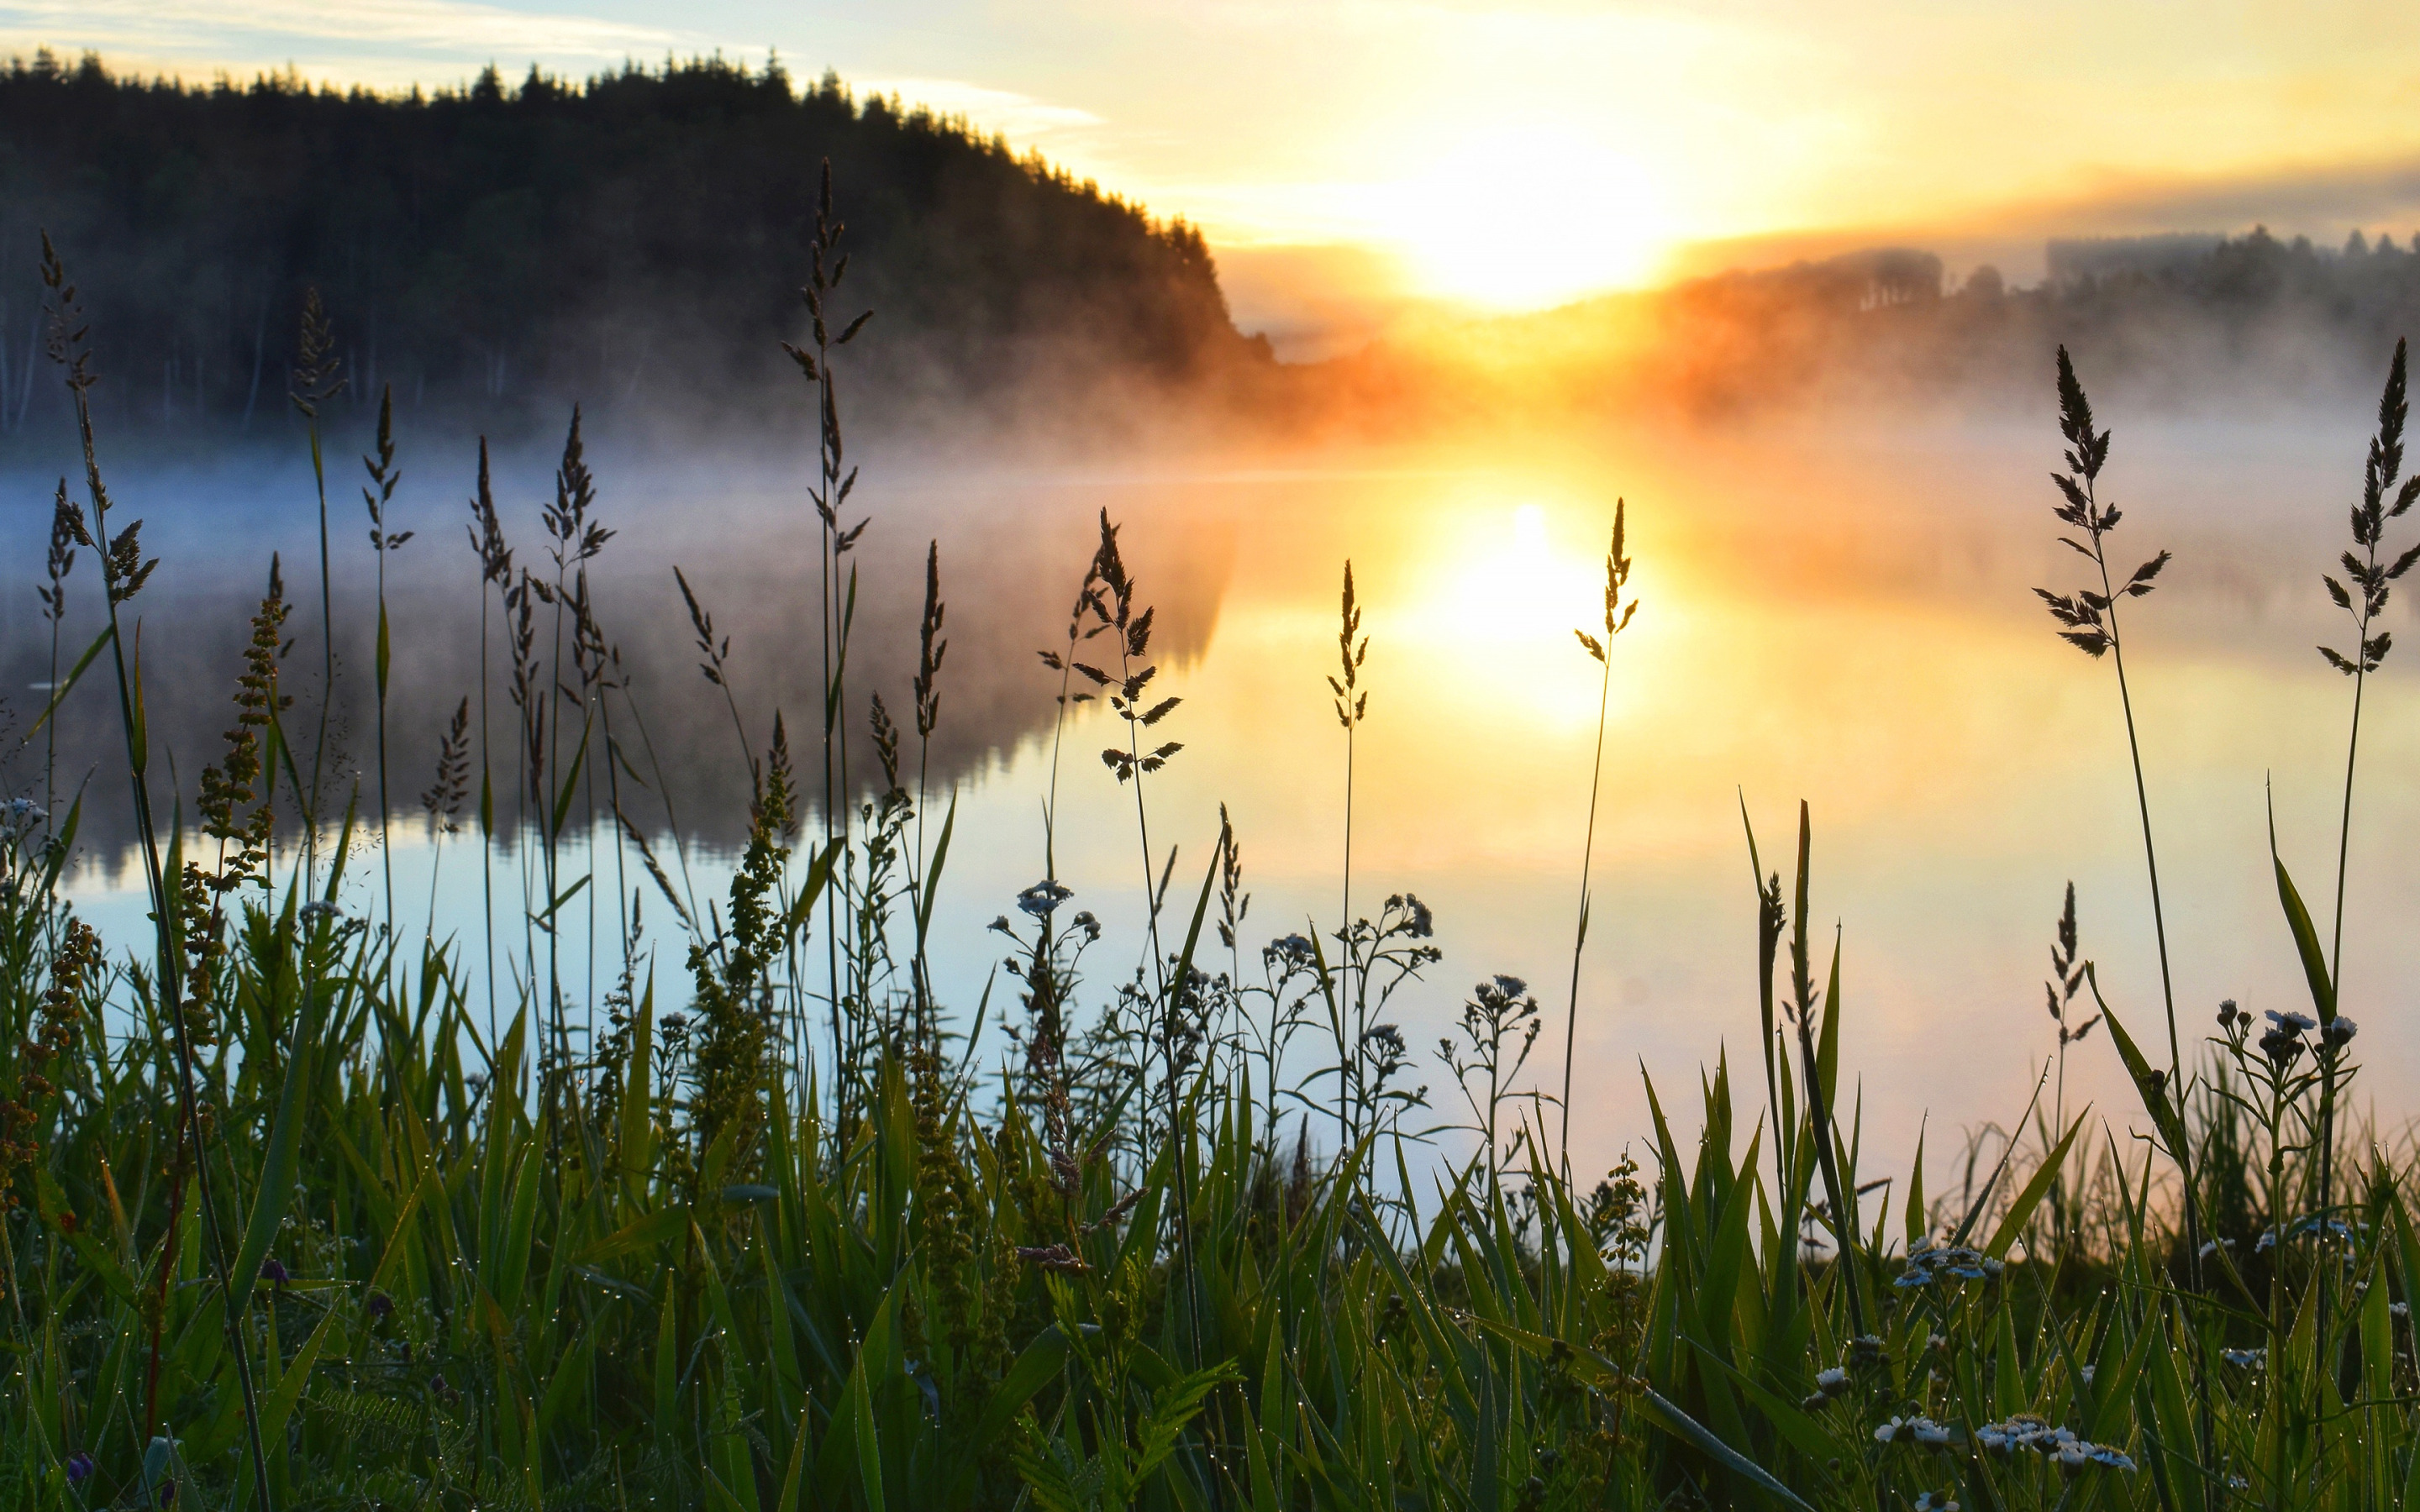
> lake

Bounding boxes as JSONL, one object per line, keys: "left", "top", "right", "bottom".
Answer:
{"left": 8, "top": 402, "right": 2416, "bottom": 1189}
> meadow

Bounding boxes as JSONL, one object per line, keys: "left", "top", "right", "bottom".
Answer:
{"left": 6, "top": 184, "right": 2420, "bottom": 1512}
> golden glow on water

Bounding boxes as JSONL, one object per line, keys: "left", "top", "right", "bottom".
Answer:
{"left": 962, "top": 424, "right": 2420, "bottom": 1175}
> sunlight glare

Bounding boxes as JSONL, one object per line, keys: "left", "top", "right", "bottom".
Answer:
{"left": 1376, "top": 130, "right": 1668, "bottom": 311}
{"left": 1393, "top": 499, "right": 1627, "bottom": 731}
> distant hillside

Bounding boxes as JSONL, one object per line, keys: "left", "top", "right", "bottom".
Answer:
{"left": 1316, "top": 228, "right": 2420, "bottom": 425}
{"left": 0, "top": 51, "right": 1265, "bottom": 445}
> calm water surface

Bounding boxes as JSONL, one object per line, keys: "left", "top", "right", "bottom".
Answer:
{"left": 7, "top": 409, "right": 2416, "bottom": 1182}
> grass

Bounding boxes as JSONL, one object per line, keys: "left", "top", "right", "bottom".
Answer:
{"left": 7, "top": 198, "right": 2420, "bottom": 1512}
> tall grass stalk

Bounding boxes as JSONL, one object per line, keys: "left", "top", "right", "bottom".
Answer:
{"left": 1328, "top": 559, "right": 1367, "bottom": 1160}
{"left": 37, "top": 486, "right": 73, "bottom": 836}
{"left": 468, "top": 441, "right": 512, "bottom": 1047}
{"left": 908, "top": 540, "right": 949, "bottom": 1037}
{"left": 2041, "top": 881, "right": 2097, "bottom": 1258}
{"left": 289, "top": 291, "right": 344, "bottom": 892}
{"left": 40, "top": 234, "right": 275, "bottom": 1510}
{"left": 1564, "top": 502, "right": 1634, "bottom": 1173}
{"left": 2307, "top": 337, "right": 2417, "bottom": 1363}
{"left": 2033, "top": 344, "right": 2211, "bottom": 1495}
{"left": 537, "top": 410, "right": 611, "bottom": 1122}
{"left": 361, "top": 386, "right": 410, "bottom": 933}
{"left": 784, "top": 159, "right": 871, "bottom": 1131}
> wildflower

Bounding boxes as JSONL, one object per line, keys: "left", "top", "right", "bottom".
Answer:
{"left": 2325, "top": 1016, "right": 2358, "bottom": 1046}
{"left": 1, "top": 796, "right": 39, "bottom": 829}
{"left": 65, "top": 1452, "right": 93, "bottom": 1483}
{"left": 2088, "top": 1446, "right": 2137, "bottom": 1470}
{"left": 1070, "top": 909, "right": 1102, "bottom": 942}
{"left": 986, "top": 915, "right": 1013, "bottom": 935}
{"left": 2220, "top": 1347, "right": 2265, "bottom": 1369}
{"left": 1016, "top": 879, "right": 1074, "bottom": 920}
{"left": 366, "top": 1290, "right": 393, "bottom": 1320}
{"left": 298, "top": 899, "right": 340, "bottom": 922}
{"left": 2266, "top": 1009, "right": 2317, "bottom": 1034}
{"left": 1815, "top": 1366, "right": 1849, "bottom": 1395}
{"left": 2255, "top": 1229, "right": 2278, "bottom": 1252}
{"left": 1874, "top": 1415, "right": 1949, "bottom": 1446}
{"left": 1013, "top": 1242, "right": 1089, "bottom": 1273}
{"left": 2392, "top": 1301, "right": 2410, "bottom": 1320}
{"left": 2080, "top": 1365, "right": 2096, "bottom": 1384}
{"left": 1914, "top": 1495, "right": 1960, "bottom": 1512}
{"left": 259, "top": 1257, "right": 290, "bottom": 1286}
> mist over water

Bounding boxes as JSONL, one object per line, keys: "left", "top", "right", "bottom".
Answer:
{"left": 8, "top": 404, "right": 2418, "bottom": 1180}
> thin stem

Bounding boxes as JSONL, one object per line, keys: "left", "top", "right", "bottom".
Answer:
{"left": 306, "top": 410, "right": 332, "bottom": 890}
{"left": 1563, "top": 638, "right": 1612, "bottom": 1177}
{"left": 376, "top": 541, "right": 393, "bottom": 936}
{"left": 2092, "top": 518, "right": 2214, "bottom": 1511}
{"left": 1339, "top": 721, "right": 1354, "bottom": 1159}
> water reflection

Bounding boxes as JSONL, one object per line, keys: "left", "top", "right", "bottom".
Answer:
{"left": 10, "top": 412, "right": 2419, "bottom": 1179}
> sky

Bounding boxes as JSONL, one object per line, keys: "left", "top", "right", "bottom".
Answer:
{"left": 10, "top": 0, "right": 2420, "bottom": 333}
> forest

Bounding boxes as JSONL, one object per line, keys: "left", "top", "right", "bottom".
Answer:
{"left": 0, "top": 50, "right": 1261, "bottom": 445}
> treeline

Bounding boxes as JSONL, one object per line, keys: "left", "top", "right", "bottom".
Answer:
{"left": 0, "top": 50, "right": 1265, "bottom": 444}
{"left": 1324, "top": 226, "right": 2420, "bottom": 423}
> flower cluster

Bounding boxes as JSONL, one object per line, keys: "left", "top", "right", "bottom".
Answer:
{"left": 1016, "top": 879, "right": 1074, "bottom": 920}
{"left": 1974, "top": 1415, "right": 2136, "bottom": 1469}
{"left": 1895, "top": 1240, "right": 2004, "bottom": 1289}
{"left": 2220, "top": 1347, "right": 2266, "bottom": 1370}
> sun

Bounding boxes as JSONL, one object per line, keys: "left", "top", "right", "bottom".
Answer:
{"left": 1375, "top": 129, "right": 1670, "bottom": 311}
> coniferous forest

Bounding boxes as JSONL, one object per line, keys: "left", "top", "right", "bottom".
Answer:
{"left": 0, "top": 50, "right": 1260, "bottom": 444}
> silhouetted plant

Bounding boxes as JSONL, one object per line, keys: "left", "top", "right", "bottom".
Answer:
{"left": 361, "top": 385, "right": 412, "bottom": 931}
{"left": 1564, "top": 500, "right": 1636, "bottom": 1171}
